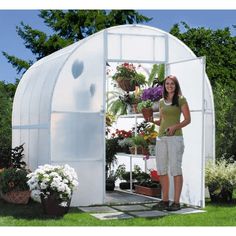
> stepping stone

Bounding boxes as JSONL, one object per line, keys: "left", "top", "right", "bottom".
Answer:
{"left": 112, "top": 204, "right": 150, "bottom": 211}
{"left": 168, "top": 207, "right": 206, "bottom": 214}
{"left": 128, "top": 210, "right": 168, "bottom": 218}
{"left": 144, "top": 203, "right": 160, "bottom": 208}
{"left": 78, "top": 206, "right": 118, "bottom": 213}
{"left": 91, "top": 212, "right": 134, "bottom": 220}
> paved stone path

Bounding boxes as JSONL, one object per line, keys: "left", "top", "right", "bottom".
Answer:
{"left": 78, "top": 190, "right": 206, "bottom": 220}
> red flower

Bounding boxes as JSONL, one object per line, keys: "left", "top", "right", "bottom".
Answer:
{"left": 150, "top": 170, "right": 160, "bottom": 182}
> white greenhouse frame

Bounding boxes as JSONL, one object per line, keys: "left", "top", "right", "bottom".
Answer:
{"left": 12, "top": 25, "right": 215, "bottom": 207}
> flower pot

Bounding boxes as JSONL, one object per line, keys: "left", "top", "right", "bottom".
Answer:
{"left": 119, "top": 181, "right": 136, "bottom": 190}
{"left": 131, "top": 103, "right": 139, "bottom": 113}
{"left": 106, "top": 179, "right": 115, "bottom": 191}
{"left": 129, "top": 146, "right": 143, "bottom": 155}
{"left": 0, "top": 190, "right": 31, "bottom": 204}
{"left": 134, "top": 184, "right": 161, "bottom": 198}
{"left": 141, "top": 108, "right": 153, "bottom": 121}
{"left": 117, "top": 77, "right": 136, "bottom": 92}
{"left": 141, "top": 147, "right": 150, "bottom": 156}
{"left": 40, "top": 194, "right": 71, "bottom": 217}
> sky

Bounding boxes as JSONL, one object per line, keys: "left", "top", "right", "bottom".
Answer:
{"left": 0, "top": 9, "right": 236, "bottom": 84}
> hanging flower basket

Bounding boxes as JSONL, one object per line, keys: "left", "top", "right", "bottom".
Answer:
{"left": 117, "top": 77, "right": 136, "bottom": 92}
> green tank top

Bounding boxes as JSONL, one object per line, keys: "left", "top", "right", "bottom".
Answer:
{"left": 159, "top": 96, "right": 187, "bottom": 137}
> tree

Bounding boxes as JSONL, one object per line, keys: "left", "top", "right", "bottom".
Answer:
{"left": 170, "top": 22, "right": 236, "bottom": 161}
{"left": 0, "top": 81, "right": 13, "bottom": 167}
{"left": 2, "top": 10, "right": 151, "bottom": 77}
{"left": 170, "top": 22, "right": 236, "bottom": 87}
{"left": 214, "top": 81, "right": 236, "bottom": 161}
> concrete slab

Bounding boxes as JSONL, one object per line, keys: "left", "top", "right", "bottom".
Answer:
{"left": 168, "top": 208, "right": 206, "bottom": 215}
{"left": 105, "top": 190, "right": 158, "bottom": 205}
{"left": 78, "top": 206, "right": 118, "bottom": 213}
{"left": 112, "top": 204, "right": 150, "bottom": 212}
{"left": 128, "top": 210, "right": 168, "bottom": 218}
{"left": 143, "top": 203, "right": 159, "bottom": 208}
{"left": 91, "top": 212, "right": 134, "bottom": 220}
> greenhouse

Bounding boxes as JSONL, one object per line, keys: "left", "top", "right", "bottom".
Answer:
{"left": 12, "top": 24, "right": 215, "bottom": 207}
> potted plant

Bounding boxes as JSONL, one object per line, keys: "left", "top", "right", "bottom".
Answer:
{"left": 0, "top": 167, "right": 30, "bottom": 204}
{"left": 137, "top": 100, "right": 154, "bottom": 122}
{"left": 27, "top": 164, "right": 79, "bottom": 216}
{"left": 142, "top": 123, "right": 158, "bottom": 156}
{"left": 134, "top": 170, "right": 161, "bottom": 198}
{"left": 130, "top": 134, "right": 148, "bottom": 155}
{"left": 112, "top": 63, "right": 146, "bottom": 92}
{"left": 105, "top": 138, "right": 119, "bottom": 191}
{"left": 115, "top": 164, "right": 141, "bottom": 189}
{"left": 107, "top": 89, "right": 141, "bottom": 116}
{"left": 0, "top": 144, "right": 31, "bottom": 204}
{"left": 118, "top": 138, "right": 134, "bottom": 154}
{"left": 141, "top": 85, "right": 163, "bottom": 112}
{"left": 205, "top": 159, "right": 236, "bottom": 203}
{"left": 147, "top": 63, "right": 165, "bottom": 87}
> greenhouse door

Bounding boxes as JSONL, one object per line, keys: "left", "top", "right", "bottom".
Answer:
{"left": 166, "top": 57, "right": 206, "bottom": 208}
{"left": 50, "top": 32, "right": 106, "bottom": 206}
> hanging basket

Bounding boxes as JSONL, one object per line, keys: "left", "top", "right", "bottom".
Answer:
{"left": 40, "top": 194, "right": 71, "bottom": 217}
{"left": 117, "top": 77, "right": 136, "bottom": 92}
{"left": 141, "top": 108, "right": 153, "bottom": 121}
{"left": 0, "top": 190, "right": 31, "bottom": 204}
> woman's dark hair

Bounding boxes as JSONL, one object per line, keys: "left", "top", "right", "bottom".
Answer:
{"left": 163, "top": 75, "right": 182, "bottom": 107}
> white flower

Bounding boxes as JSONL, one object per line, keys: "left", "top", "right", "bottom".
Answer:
{"left": 27, "top": 164, "right": 79, "bottom": 202}
{"left": 60, "top": 201, "right": 68, "bottom": 207}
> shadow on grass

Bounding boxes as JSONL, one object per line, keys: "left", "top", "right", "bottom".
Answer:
{"left": 0, "top": 199, "right": 82, "bottom": 220}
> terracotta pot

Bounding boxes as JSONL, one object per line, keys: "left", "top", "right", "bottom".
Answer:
{"left": 40, "top": 194, "right": 71, "bottom": 217}
{"left": 0, "top": 190, "right": 31, "bottom": 204}
{"left": 131, "top": 103, "right": 139, "bottom": 113}
{"left": 134, "top": 185, "right": 161, "bottom": 197}
{"left": 142, "top": 147, "right": 150, "bottom": 156}
{"left": 141, "top": 108, "right": 153, "bottom": 121}
{"left": 117, "top": 77, "right": 136, "bottom": 92}
{"left": 129, "top": 146, "right": 143, "bottom": 155}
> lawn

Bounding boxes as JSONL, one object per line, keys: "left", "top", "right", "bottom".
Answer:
{"left": 0, "top": 198, "right": 235, "bottom": 226}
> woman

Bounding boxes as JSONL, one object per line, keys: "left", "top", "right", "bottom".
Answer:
{"left": 152, "top": 75, "right": 191, "bottom": 211}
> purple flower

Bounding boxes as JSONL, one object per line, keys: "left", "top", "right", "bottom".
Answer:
{"left": 141, "top": 85, "right": 163, "bottom": 101}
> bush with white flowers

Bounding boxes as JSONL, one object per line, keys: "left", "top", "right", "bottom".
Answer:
{"left": 27, "top": 164, "right": 79, "bottom": 207}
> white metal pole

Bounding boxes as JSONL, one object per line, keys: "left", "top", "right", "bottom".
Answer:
{"left": 201, "top": 57, "right": 206, "bottom": 208}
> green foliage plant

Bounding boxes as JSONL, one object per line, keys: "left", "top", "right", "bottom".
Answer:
{"left": 205, "top": 159, "right": 236, "bottom": 201}
{"left": 148, "top": 64, "right": 165, "bottom": 87}
{"left": 137, "top": 100, "right": 154, "bottom": 112}
{"left": 0, "top": 168, "right": 29, "bottom": 194}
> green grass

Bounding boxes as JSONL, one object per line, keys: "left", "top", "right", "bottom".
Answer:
{"left": 0, "top": 198, "right": 236, "bottom": 226}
